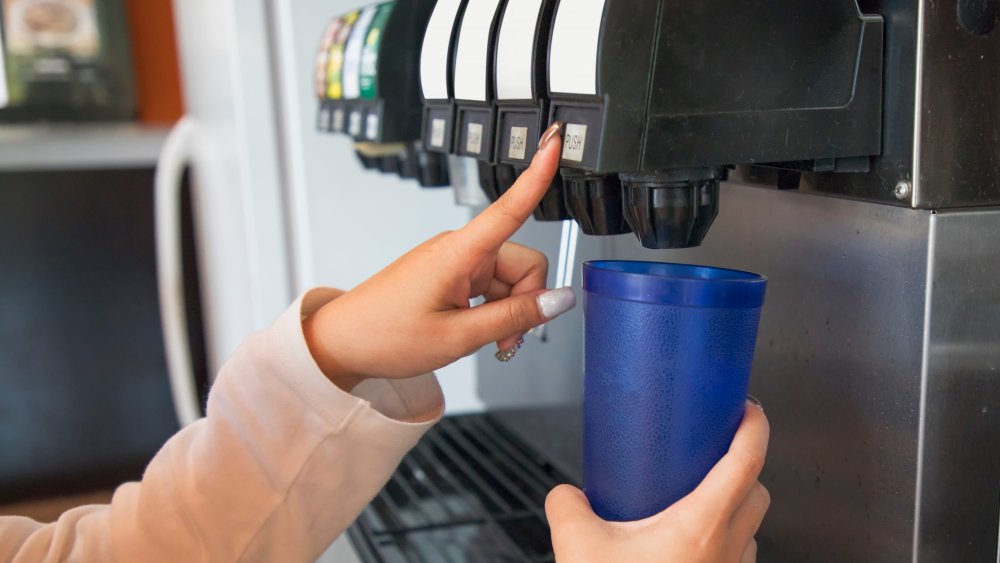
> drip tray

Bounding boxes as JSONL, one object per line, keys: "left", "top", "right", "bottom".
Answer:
{"left": 347, "top": 414, "right": 575, "bottom": 562}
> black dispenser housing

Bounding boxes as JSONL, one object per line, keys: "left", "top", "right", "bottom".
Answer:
{"left": 419, "top": 0, "right": 471, "bottom": 155}
{"left": 450, "top": 0, "right": 507, "bottom": 161}
{"left": 352, "top": 0, "right": 438, "bottom": 145}
{"left": 489, "top": 0, "right": 570, "bottom": 222}
{"left": 548, "top": 0, "right": 884, "bottom": 249}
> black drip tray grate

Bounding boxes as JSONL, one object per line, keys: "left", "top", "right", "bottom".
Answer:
{"left": 347, "top": 414, "right": 574, "bottom": 562}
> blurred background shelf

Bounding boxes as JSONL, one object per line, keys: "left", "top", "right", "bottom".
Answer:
{"left": 0, "top": 124, "right": 170, "bottom": 172}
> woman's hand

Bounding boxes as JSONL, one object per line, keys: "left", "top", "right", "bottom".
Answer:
{"left": 547, "top": 403, "right": 771, "bottom": 563}
{"left": 304, "top": 123, "right": 575, "bottom": 391}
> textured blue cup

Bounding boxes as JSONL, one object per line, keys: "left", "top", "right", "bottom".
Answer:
{"left": 583, "top": 261, "right": 767, "bottom": 522}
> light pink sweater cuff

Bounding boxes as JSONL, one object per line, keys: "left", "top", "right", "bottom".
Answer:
{"left": 268, "top": 288, "right": 446, "bottom": 451}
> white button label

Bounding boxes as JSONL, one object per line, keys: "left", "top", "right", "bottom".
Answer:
{"left": 430, "top": 118, "right": 447, "bottom": 148}
{"left": 508, "top": 126, "right": 528, "bottom": 160}
{"left": 332, "top": 109, "right": 345, "bottom": 132}
{"left": 366, "top": 114, "right": 380, "bottom": 140}
{"left": 349, "top": 111, "right": 362, "bottom": 136}
{"left": 319, "top": 108, "right": 331, "bottom": 130}
{"left": 562, "top": 124, "right": 588, "bottom": 162}
{"left": 466, "top": 122, "right": 484, "bottom": 155}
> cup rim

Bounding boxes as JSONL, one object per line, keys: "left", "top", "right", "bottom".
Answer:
{"left": 583, "top": 261, "right": 768, "bottom": 308}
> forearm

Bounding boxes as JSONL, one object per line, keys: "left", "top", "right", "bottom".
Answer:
{"left": 0, "top": 289, "right": 444, "bottom": 563}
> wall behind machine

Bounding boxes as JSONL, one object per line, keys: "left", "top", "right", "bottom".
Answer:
{"left": 268, "top": 0, "right": 483, "bottom": 413}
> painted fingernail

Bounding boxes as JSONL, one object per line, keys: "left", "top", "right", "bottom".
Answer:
{"left": 495, "top": 345, "right": 518, "bottom": 363}
{"left": 537, "top": 121, "right": 564, "bottom": 151}
{"left": 747, "top": 394, "right": 764, "bottom": 411}
{"left": 537, "top": 287, "right": 576, "bottom": 320}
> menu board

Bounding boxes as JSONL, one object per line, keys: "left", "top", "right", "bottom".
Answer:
{"left": 2, "top": 0, "right": 100, "bottom": 57}
{"left": 1, "top": 0, "right": 101, "bottom": 105}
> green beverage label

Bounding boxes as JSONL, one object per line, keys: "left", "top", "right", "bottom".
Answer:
{"left": 326, "top": 11, "right": 359, "bottom": 100}
{"left": 359, "top": 2, "right": 394, "bottom": 100}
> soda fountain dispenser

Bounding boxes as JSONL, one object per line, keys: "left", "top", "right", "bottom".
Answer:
{"left": 548, "top": 0, "right": 883, "bottom": 249}
{"left": 308, "top": 1, "right": 1000, "bottom": 560}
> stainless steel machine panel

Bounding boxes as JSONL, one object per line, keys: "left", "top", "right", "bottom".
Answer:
{"left": 914, "top": 1, "right": 1000, "bottom": 208}
{"left": 613, "top": 183, "right": 932, "bottom": 562}
{"left": 915, "top": 209, "right": 1000, "bottom": 561}
{"left": 479, "top": 182, "right": 1000, "bottom": 562}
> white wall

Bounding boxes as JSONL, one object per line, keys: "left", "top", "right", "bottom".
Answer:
{"left": 270, "top": 0, "right": 484, "bottom": 413}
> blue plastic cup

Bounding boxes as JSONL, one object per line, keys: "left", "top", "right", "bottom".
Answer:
{"left": 582, "top": 261, "right": 768, "bottom": 522}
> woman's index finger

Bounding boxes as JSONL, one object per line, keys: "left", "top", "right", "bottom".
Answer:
{"left": 457, "top": 124, "right": 563, "bottom": 252}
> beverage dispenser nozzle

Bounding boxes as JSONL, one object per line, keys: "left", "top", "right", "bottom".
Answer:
{"left": 620, "top": 168, "right": 724, "bottom": 250}
{"left": 561, "top": 169, "right": 632, "bottom": 236}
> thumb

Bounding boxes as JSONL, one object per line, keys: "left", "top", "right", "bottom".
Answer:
{"left": 455, "top": 287, "right": 576, "bottom": 348}
{"left": 546, "top": 484, "right": 602, "bottom": 533}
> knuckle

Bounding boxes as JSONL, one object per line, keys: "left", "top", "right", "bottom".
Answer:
{"left": 530, "top": 249, "right": 549, "bottom": 276}
{"left": 756, "top": 482, "right": 772, "bottom": 511}
{"left": 504, "top": 301, "right": 531, "bottom": 329}
{"left": 734, "top": 449, "right": 766, "bottom": 479}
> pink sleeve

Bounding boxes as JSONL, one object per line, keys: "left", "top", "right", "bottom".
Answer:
{"left": 0, "top": 289, "right": 445, "bottom": 563}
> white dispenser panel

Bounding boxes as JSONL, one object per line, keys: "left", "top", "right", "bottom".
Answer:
{"left": 549, "top": 0, "right": 606, "bottom": 96}
{"left": 496, "top": 0, "right": 545, "bottom": 101}
{"left": 453, "top": 0, "right": 504, "bottom": 102}
{"left": 420, "top": 0, "right": 464, "bottom": 100}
